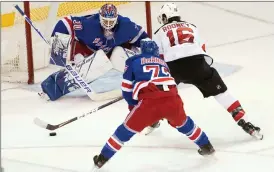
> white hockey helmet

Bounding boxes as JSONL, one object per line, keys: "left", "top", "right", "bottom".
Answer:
{"left": 157, "top": 3, "right": 180, "bottom": 24}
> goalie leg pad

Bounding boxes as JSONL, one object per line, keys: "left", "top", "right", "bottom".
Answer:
{"left": 41, "top": 69, "right": 80, "bottom": 101}
{"left": 109, "top": 47, "right": 137, "bottom": 72}
{"left": 41, "top": 49, "right": 113, "bottom": 101}
{"left": 74, "top": 49, "right": 113, "bottom": 83}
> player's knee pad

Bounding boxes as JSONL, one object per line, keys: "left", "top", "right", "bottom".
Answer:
{"left": 196, "top": 67, "right": 227, "bottom": 98}
{"left": 41, "top": 69, "right": 79, "bottom": 101}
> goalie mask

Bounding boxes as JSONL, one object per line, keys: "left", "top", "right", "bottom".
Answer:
{"left": 157, "top": 3, "right": 180, "bottom": 24}
{"left": 99, "top": 4, "right": 118, "bottom": 30}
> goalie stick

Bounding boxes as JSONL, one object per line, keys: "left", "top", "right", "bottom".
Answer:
{"left": 14, "top": 4, "right": 120, "bottom": 101}
{"left": 34, "top": 96, "right": 124, "bottom": 130}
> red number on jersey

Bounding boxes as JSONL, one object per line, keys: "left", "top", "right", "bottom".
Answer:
{"left": 166, "top": 27, "right": 194, "bottom": 47}
{"left": 143, "top": 65, "right": 171, "bottom": 79}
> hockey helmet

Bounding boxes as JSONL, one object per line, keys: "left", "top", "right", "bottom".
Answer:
{"left": 99, "top": 4, "right": 118, "bottom": 30}
{"left": 140, "top": 38, "right": 159, "bottom": 56}
{"left": 157, "top": 3, "right": 180, "bottom": 24}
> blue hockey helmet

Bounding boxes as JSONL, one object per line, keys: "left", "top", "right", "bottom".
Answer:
{"left": 140, "top": 38, "right": 159, "bottom": 56}
{"left": 99, "top": 4, "right": 118, "bottom": 30}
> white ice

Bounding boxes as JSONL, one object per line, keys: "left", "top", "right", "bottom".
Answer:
{"left": 2, "top": 2, "right": 274, "bottom": 172}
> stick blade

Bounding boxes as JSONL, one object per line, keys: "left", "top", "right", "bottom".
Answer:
{"left": 33, "top": 117, "right": 48, "bottom": 129}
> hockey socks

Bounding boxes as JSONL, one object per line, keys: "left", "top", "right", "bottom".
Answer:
{"left": 227, "top": 100, "right": 245, "bottom": 122}
{"left": 100, "top": 124, "right": 136, "bottom": 159}
{"left": 214, "top": 91, "right": 246, "bottom": 122}
{"left": 176, "top": 116, "right": 209, "bottom": 147}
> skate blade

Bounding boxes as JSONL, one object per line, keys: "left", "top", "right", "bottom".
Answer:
{"left": 38, "top": 92, "right": 50, "bottom": 101}
{"left": 144, "top": 127, "right": 156, "bottom": 135}
{"left": 200, "top": 150, "right": 218, "bottom": 162}
{"left": 199, "top": 148, "right": 216, "bottom": 157}
{"left": 252, "top": 131, "right": 263, "bottom": 140}
{"left": 90, "top": 165, "right": 99, "bottom": 172}
{"left": 144, "top": 125, "right": 161, "bottom": 135}
{"left": 144, "top": 122, "right": 161, "bottom": 135}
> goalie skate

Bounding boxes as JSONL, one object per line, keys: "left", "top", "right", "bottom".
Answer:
{"left": 38, "top": 92, "right": 50, "bottom": 101}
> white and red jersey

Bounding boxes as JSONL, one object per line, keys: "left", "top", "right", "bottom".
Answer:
{"left": 153, "top": 21, "right": 207, "bottom": 62}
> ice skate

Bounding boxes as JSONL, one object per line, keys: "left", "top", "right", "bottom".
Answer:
{"left": 93, "top": 154, "right": 109, "bottom": 169}
{"left": 238, "top": 119, "right": 263, "bottom": 140}
{"left": 144, "top": 121, "right": 161, "bottom": 135}
{"left": 198, "top": 141, "right": 215, "bottom": 156}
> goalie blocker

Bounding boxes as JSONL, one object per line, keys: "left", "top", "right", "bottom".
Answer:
{"left": 40, "top": 33, "right": 136, "bottom": 101}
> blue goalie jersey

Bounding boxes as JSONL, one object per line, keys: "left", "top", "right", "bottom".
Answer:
{"left": 51, "top": 14, "right": 149, "bottom": 54}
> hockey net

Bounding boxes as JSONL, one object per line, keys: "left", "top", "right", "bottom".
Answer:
{"left": 1, "top": 1, "right": 152, "bottom": 84}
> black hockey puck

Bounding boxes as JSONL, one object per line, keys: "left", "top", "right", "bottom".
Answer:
{"left": 49, "top": 132, "right": 57, "bottom": 136}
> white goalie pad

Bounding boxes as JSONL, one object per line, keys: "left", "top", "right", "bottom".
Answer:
{"left": 110, "top": 46, "right": 137, "bottom": 72}
{"left": 71, "top": 47, "right": 138, "bottom": 100}
{"left": 73, "top": 49, "right": 113, "bottom": 83}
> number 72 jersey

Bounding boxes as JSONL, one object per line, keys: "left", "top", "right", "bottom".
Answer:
{"left": 153, "top": 21, "right": 207, "bottom": 62}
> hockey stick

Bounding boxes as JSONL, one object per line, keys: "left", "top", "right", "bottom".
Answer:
{"left": 34, "top": 96, "right": 124, "bottom": 130}
{"left": 14, "top": 5, "right": 115, "bottom": 101}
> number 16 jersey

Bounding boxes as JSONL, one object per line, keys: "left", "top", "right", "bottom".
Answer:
{"left": 153, "top": 21, "right": 207, "bottom": 62}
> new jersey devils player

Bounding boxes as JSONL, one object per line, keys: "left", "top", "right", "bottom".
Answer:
{"left": 151, "top": 3, "right": 263, "bottom": 140}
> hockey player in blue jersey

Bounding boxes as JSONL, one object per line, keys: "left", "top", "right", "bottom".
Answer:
{"left": 92, "top": 38, "right": 215, "bottom": 169}
{"left": 39, "top": 3, "right": 149, "bottom": 101}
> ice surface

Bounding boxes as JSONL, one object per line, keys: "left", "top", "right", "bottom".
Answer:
{"left": 2, "top": 2, "right": 274, "bottom": 172}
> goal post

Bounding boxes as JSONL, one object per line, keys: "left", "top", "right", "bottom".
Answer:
{"left": 24, "top": 1, "right": 34, "bottom": 84}
{"left": 1, "top": 1, "right": 152, "bottom": 84}
{"left": 145, "top": 1, "right": 152, "bottom": 38}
